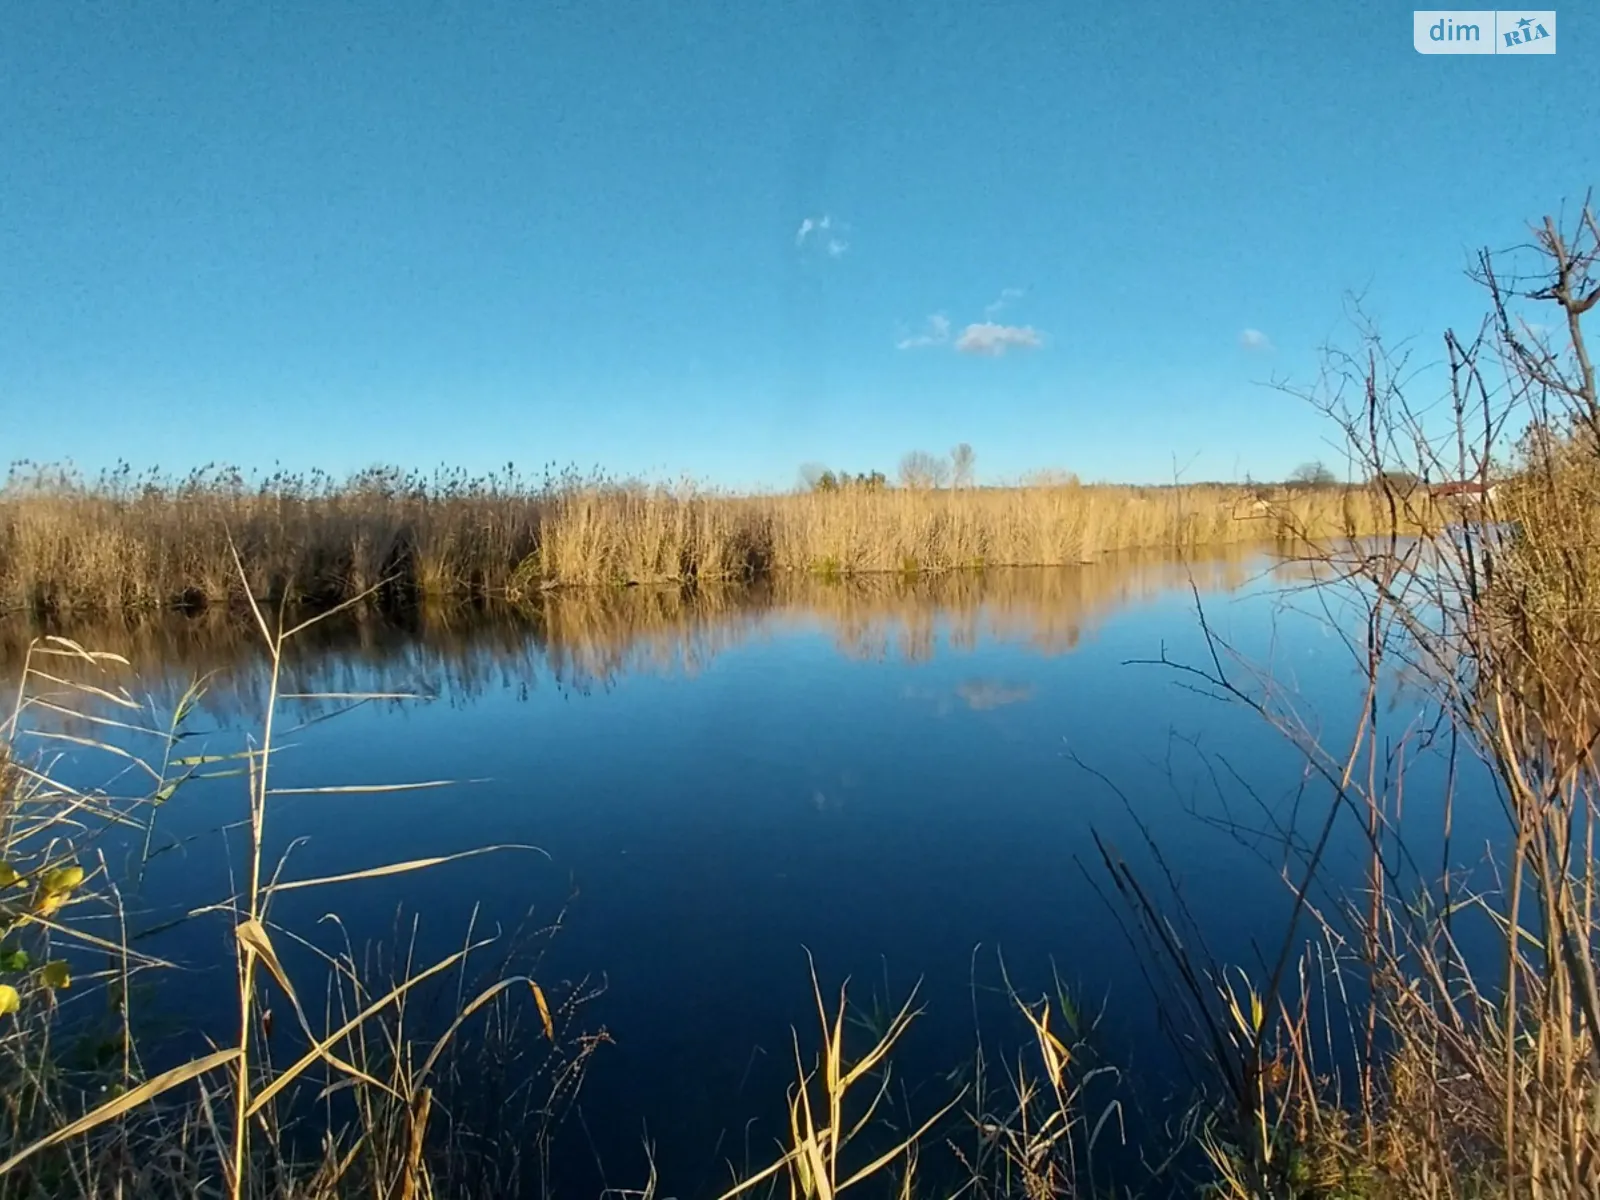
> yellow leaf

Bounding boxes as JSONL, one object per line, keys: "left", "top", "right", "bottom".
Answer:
{"left": 41, "top": 866, "right": 84, "bottom": 895}
{"left": 40, "top": 961, "right": 70, "bottom": 990}
{"left": 0, "top": 985, "right": 18, "bottom": 1016}
{"left": 0, "top": 865, "right": 18, "bottom": 889}
{"left": 34, "top": 864, "right": 86, "bottom": 912}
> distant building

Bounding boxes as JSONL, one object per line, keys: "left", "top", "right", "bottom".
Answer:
{"left": 1428, "top": 480, "right": 1500, "bottom": 504}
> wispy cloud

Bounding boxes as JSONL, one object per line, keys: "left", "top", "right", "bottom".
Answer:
{"left": 1239, "top": 328, "right": 1273, "bottom": 352}
{"left": 955, "top": 322, "right": 1042, "bottom": 356}
{"left": 984, "top": 287, "right": 1025, "bottom": 318}
{"left": 895, "top": 313, "right": 951, "bottom": 350}
{"left": 795, "top": 215, "right": 829, "bottom": 245}
{"left": 796, "top": 214, "right": 849, "bottom": 258}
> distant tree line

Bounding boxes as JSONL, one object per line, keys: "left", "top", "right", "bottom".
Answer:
{"left": 1289, "top": 461, "right": 1434, "bottom": 492}
{"left": 802, "top": 451, "right": 1429, "bottom": 495}
{"left": 802, "top": 444, "right": 978, "bottom": 493}
{"left": 805, "top": 467, "right": 889, "bottom": 492}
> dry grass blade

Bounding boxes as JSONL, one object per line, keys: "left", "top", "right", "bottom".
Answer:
{"left": 23, "top": 730, "right": 163, "bottom": 781}
{"left": 32, "top": 640, "right": 130, "bottom": 668}
{"left": 834, "top": 1095, "right": 960, "bottom": 1192}
{"left": 236, "top": 916, "right": 298, "bottom": 1004}
{"left": 393, "top": 1086, "right": 433, "bottom": 1200}
{"left": 244, "top": 940, "right": 486, "bottom": 1119}
{"left": 1016, "top": 997, "right": 1072, "bottom": 1091}
{"left": 20, "top": 670, "right": 141, "bottom": 710}
{"left": 28, "top": 912, "right": 179, "bottom": 967}
{"left": 264, "top": 844, "right": 544, "bottom": 894}
{"left": 716, "top": 966, "right": 957, "bottom": 1200}
{"left": 238, "top": 919, "right": 405, "bottom": 1104}
{"left": 40, "top": 636, "right": 132, "bottom": 664}
{"left": 0, "top": 1047, "right": 242, "bottom": 1176}
{"left": 839, "top": 991, "right": 920, "bottom": 1092}
{"left": 264, "top": 780, "right": 466, "bottom": 796}
{"left": 415, "top": 975, "right": 552, "bottom": 1080}
{"left": 25, "top": 699, "right": 168, "bottom": 738}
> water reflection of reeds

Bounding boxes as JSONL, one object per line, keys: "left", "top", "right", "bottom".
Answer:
{"left": 1, "top": 547, "right": 1311, "bottom": 726}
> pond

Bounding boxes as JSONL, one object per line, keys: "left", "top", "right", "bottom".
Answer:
{"left": 2, "top": 548, "right": 1500, "bottom": 1196}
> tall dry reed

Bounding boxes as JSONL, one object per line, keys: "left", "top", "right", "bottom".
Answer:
{"left": 0, "top": 459, "right": 1402, "bottom": 617}
{"left": 700, "top": 199, "right": 1600, "bottom": 1200}
{"left": 1092, "top": 201, "right": 1600, "bottom": 1199}
{"left": 0, "top": 576, "right": 601, "bottom": 1197}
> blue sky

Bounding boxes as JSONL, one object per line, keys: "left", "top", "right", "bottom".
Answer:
{"left": 2, "top": 2, "right": 1595, "bottom": 489}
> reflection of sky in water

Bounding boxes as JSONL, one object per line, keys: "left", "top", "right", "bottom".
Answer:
{"left": 2, "top": 553, "right": 1504, "bottom": 1195}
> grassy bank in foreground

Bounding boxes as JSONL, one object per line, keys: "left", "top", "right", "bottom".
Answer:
{"left": 0, "top": 467, "right": 1406, "bottom": 615}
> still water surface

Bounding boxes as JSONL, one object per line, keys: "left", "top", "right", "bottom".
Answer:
{"left": 6, "top": 550, "right": 1498, "bottom": 1193}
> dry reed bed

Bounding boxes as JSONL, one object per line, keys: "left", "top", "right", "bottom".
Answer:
{"left": 0, "top": 466, "right": 1400, "bottom": 615}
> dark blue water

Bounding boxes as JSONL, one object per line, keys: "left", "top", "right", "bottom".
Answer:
{"left": 4, "top": 552, "right": 1504, "bottom": 1196}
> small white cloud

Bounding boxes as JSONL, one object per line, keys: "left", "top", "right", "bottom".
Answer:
{"left": 797, "top": 215, "right": 850, "bottom": 261}
{"left": 896, "top": 313, "right": 951, "bottom": 350}
{"left": 898, "top": 294, "right": 1046, "bottom": 356}
{"left": 1239, "top": 328, "right": 1273, "bottom": 351}
{"left": 955, "top": 322, "right": 1042, "bottom": 356}
{"left": 796, "top": 214, "right": 835, "bottom": 248}
{"left": 984, "top": 287, "right": 1025, "bottom": 318}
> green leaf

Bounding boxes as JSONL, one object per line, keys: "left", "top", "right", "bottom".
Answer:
{"left": 40, "top": 961, "right": 70, "bottom": 990}
{"left": 0, "top": 949, "right": 31, "bottom": 972}
{"left": 172, "top": 753, "right": 249, "bottom": 767}
{"left": 0, "top": 864, "right": 18, "bottom": 889}
{"left": 0, "top": 985, "right": 18, "bottom": 1016}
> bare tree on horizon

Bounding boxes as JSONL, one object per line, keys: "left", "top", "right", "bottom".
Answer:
{"left": 1289, "top": 460, "right": 1337, "bottom": 487}
{"left": 951, "top": 443, "right": 975, "bottom": 488}
{"left": 898, "top": 450, "right": 950, "bottom": 489}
